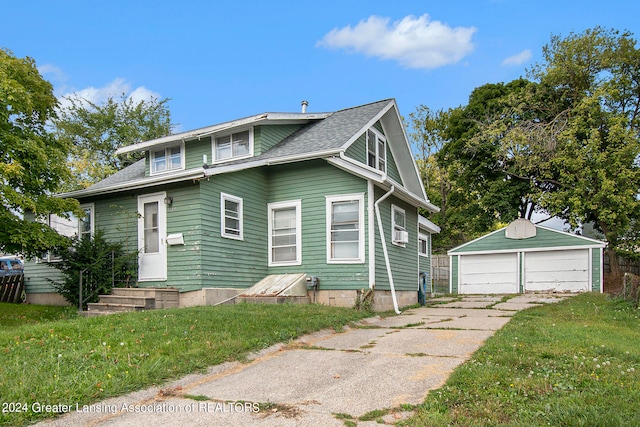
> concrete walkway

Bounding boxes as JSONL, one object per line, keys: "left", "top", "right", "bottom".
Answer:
{"left": 37, "top": 294, "right": 569, "bottom": 427}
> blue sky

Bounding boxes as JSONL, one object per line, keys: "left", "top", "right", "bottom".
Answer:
{"left": 4, "top": 0, "right": 640, "bottom": 135}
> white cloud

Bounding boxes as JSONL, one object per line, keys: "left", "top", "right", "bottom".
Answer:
{"left": 58, "top": 78, "right": 161, "bottom": 110}
{"left": 502, "top": 49, "right": 532, "bottom": 66}
{"left": 317, "top": 14, "right": 476, "bottom": 70}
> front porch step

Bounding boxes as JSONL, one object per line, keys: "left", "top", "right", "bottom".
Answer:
{"left": 96, "top": 295, "right": 155, "bottom": 308}
{"left": 85, "top": 302, "right": 147, "bottom": 316}
{"left": 84, "top": 287, "right": 179, "bottom": 316}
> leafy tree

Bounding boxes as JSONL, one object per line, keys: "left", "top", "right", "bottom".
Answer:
{"left": 530, "top": 27, "right": 640, "bottom": 278}
{"left": 49, "top": 230, "right": 137, "bottom": 309}
{"left": 0, "top": 48, "right": 79, "bottom": 257}
{"left": 54, "top": 94, "right": 173, "bottom": 190}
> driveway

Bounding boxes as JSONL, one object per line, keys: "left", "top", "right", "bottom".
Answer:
{"left": 36, "top": 294, "right": 569, "bottom": 426}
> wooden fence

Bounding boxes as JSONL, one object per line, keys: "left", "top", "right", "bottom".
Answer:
{"left": 432, "top": 254, "right": 450, "bottom": 293}
{"left": 0, "top": 274, "right": 25, "bottom": 303}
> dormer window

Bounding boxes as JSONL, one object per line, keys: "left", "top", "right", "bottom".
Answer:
{"left": 367, "top": 128, "right": 386, "bottom": 172}
{"left": 214, "top": 129, "right": 252, "bottom": 162}
{"left": 151, "top": 145, "right": 184, "bottom": 174}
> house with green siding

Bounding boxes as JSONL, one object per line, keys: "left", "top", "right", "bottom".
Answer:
{"left": 24, "top": 99, "right": 440, "bottom": 312}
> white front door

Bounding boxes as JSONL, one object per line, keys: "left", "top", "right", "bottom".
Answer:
{"left": 138, "top": 193, "right": 167, "bottom": 281}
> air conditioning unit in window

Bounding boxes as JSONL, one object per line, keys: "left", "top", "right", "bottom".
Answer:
{"left": 393, "top": 230, "right": 409, "bottom": 244}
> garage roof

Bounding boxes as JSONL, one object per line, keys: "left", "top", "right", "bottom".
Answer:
{"left": 448, "top": 223, "right": 606, "bottom": 255}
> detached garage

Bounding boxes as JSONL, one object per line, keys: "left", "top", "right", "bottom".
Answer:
{"left": 448, "top": 219, "right": 606, "bottom": 294}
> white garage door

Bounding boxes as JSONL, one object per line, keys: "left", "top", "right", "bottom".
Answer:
{"left": 459, "top": 253, "right": 518, "bottom": 294}
{"left": 525, "top": 249, "right": 589, "bottom": 292}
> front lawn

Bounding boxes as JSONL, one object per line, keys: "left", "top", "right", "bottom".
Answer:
{"left": 402, "top": 293, "right": 640, "bottom": 426}
{"left": 0, "top": 303, "right": 371, "bottom": 426}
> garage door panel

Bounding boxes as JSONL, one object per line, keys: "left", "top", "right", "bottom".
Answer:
{"left": 459, "top": 253, "right": 518, "bottom": 294}
{"left": 525, "top": 250, "right": 589, "bottom": 292}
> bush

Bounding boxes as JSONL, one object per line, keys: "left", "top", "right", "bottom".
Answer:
{"left": 49, "top": 230, "right": 137, "bottom": 308}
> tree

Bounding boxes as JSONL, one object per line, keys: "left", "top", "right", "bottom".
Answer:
{"left": 0, "top": 48, "right": 79, "bottom": 257}
{"left": 409, "top": 106, "right": 466, "bottom": 251}
{"left": 529, "top": 27, "right": 640, "bottom": 279}
{"left": 54, "top": 94, "right": 173, "bottom": 190}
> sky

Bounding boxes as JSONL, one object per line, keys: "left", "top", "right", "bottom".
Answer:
{"left": 4, "top": 0, "right": 640, "bottom": 136}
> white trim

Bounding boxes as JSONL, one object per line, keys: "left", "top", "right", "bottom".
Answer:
{"left": 366, "top": 127, "right": 387, "bottom": 174}
{"left": 56, "top": 168, "right": 205, "bottom": 199}
{"left": 391, "top": 204, "right": 407, "bottom": 247}
{"left": 268, "top": 200, "right": 302, "bottom": 266}
{"left": 418, "top": 232, "right": 429, "bottom": 257}
{"left": 150, "top": 142, "right": 185, "bottom": 175}
{"left": 325, "top": 193, "right": 365, "bottom": 264}
{"left": 450, "top": 245, "right": 605, "bottom": 256}
{"left": 220, "top": 192, "right": 243, "bottom": 240}
{"left": 137, "top": 192, "right": 167, "bottom": 281}
{"left": 116, "top": 112, "right": 330, "bottom": 155}
{"left": 419, "top": 215, "right": 441, "bottom": 234}
{"left": 79, "top": 203, "right": 95, "bottom": 239}
{"left": 368, "top": 181, "right": 376, "bottom": 289}
{"left": 212, "top": 128, "right": 254, "bottom": 164}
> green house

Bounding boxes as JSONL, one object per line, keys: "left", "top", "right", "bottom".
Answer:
{"left": 25, "top": 99, "right": 440, "bottom": 311}
{"left": 448, "top": 218, "right": 606, "bottom": 294}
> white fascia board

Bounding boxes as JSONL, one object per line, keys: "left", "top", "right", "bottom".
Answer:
{"left": 204, "top": 149, "right": 343, "bottom": 177}
{"left": 536, "top": 225, "right": 608, "bottom": 246}
{"left": 340, "top": 100, "right": 395, "bottom": 149}
{"left": 448, "top": 245, "right": 607, "bottom": 257}
{"left": 56, "top": 169, "right": 206, "bottom": 199}
{"left": 419, "top": 215, "right": 441, "bottom": 234}
{"left": 116, "top": 112, "right": 330, "bottom": 155}
{"left": 327, "top": 155, "right": 439, "bottom": 212}
{"left": 447, "top": 227, "right": 508, "bottom": 254}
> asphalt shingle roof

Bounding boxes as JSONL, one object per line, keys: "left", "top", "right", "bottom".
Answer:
{"left": 77, "top": 99, "right": 393, "bottom": 193}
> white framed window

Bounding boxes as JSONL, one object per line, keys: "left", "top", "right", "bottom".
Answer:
{"left": 40, "top": 204, "right": 94, "bottom": 262}
{"left": 151, "top": 144, "right": 184, "bottom": 174}
{"left": 326, "top": 194, "right": 365, "bottom": 263}
{"left": 268, "top": 200, "right": 301, "bottom": 266}
{"left": 419, "top": 232, "right": 429, "bottom": 257}
{"left": 221, "top": 193, "right": 243, "bottom": 240}
{"left": 214, "top": 129, "right": 253, "bottom": 162}
{"left": 391, "top": 205, "right": 408, "bottom": 247}
{"left": 367, "top": 128, "right": 386, "bottom": 173}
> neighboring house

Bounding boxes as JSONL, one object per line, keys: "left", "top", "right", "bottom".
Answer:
{"left": 448, "top": 218, "right": 606, "bottom": 294}
{"left": 25, "top": 99, "right": 440, "bottom": 311}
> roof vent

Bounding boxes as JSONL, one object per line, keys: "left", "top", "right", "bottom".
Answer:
{"left": 505, "top": 218, "right": 537, "bottom": 239}
{"left": 301, "top": 100, "right": 308, "bottom": 113}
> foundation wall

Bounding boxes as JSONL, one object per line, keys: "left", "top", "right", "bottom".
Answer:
{"left": 25, "top": 292, "right": 69, "bottom": 306}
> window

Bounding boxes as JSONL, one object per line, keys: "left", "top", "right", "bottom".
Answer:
{"left": 221, "top": 193, "right": 243, "bottom": 240}
{"left": 367, "top": 128, "right": 386, "bottom": 172}
{"left": 151, "top": 145, "right": 184, "bottom": 174}
{"left": 419, "top": 233, "right": 429, "bottom": 257}
{"left": 392, "top": 205, "right": 408, "bottom": 246}
{"left": 326, "top": 194, "right": 365, "bottom": 263}
{"left": 268, "top": 200, "right": 301, "bottom": 266}
{"left": 214, "top": 129, "right": 252, "bottom": 162}
{"left": 41, "top": 204, "right": 94, "bottom": 262}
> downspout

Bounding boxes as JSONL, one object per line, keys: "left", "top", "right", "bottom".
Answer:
{"left": 374, "top": 185, "right": 401, "bottom": 314}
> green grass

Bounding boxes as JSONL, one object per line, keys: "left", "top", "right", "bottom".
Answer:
{"left": 401, "top": 293, "right": 640, "bottom": 426}
{"left": 0, "top": 302, "right": 370, "bottom": 426}
{"left": 0, "top": 303, "right": 78, "bottom": 327}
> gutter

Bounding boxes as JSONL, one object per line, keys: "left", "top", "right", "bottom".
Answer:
{"left": 374, "top": 185, "right": 401, "bottom": 315}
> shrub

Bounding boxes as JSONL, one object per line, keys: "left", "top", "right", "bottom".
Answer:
{"left": 49, "top": 230, "right": 137, "bottom": 308}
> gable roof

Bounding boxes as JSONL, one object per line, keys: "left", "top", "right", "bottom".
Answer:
{"left": 448, "top": 223, "right": 606, "bottom": 256}
{"left": 59, "top": 99, "right": 437, "bottom": 212}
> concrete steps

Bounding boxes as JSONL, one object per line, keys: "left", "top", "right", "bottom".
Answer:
{"left": 85, "top": 287, "right": 179, "bottom": 316}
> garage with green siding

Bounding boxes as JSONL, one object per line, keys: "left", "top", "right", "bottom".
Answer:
{"left": 448, "top": 219, "right": 606, "bottom": 294}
